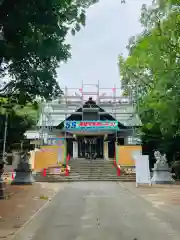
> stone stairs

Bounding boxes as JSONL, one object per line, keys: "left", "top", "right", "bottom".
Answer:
{"left": 35, "top": 158, "right": 136, "bottom": 182}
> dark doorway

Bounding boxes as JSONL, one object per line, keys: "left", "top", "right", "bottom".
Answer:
{"left": 77, "top": 136, "right": 104, "bottom": 158}
{"left": 66, "top": 139, "right": 73, "bottom": 157}
{"left": 108, "top": 140, "right": 115, "bottom": 158}
{"left": 117, "top": 138, "right": 124, "bottom": 145}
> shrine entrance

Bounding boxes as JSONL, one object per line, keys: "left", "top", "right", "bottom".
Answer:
{"left": 77, "top": 136, "right": 104, "bottom": 159}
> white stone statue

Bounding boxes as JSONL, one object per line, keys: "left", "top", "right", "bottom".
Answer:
{"left": 154, "top": 151, "right": 162, "bottom": 164}
{"left": 161, "top": 154, "right": 168, "bottom": 165}
{"left": 154, "top": 151, "right": 167, "bottom": 166}
{"left": 152, "top": 150, "right": 174, "bottom": 184}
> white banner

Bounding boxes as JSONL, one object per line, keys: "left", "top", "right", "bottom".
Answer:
{"left": 133, "top": 152, "right": 151, "bottom": 186}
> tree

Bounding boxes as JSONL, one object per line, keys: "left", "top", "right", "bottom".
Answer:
{"left": 0, "top": 111, "right": 35, "bottom": 150}
{"left": 0, "top": 104, "right": 38, "bottom": 154}
{"left": 118, "top": 0, "right": 180, "bottom": 161}
{"left": 0, "top": 0, "right": 98, "bottom": 105}
{"left": 0, "top": 0, "right": 102, "bottom": 156}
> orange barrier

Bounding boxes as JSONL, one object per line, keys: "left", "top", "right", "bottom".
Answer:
{"left": 117, "top": 145, "right": 142, "bottom": 167}
{"left": 34, "top": 145, "right": 65, "bottom": 171}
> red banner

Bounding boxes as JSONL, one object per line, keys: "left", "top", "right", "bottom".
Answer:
{"left": 79, "top": 122, "right": 116, "bottom": 127}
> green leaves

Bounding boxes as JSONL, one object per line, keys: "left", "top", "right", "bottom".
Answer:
{"left": 119, "top": 0, "right": 180, "bottom": 153}
{"left": 0, "top": 0, "right": 97, "bottom": 105}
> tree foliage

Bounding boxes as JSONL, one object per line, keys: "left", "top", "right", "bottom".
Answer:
{"left": 0, "top": 0, "right": 100, "bottom": 152}
{"left": 0, "top": 0, "right": 98, "bottom": 105}
{"left": 119, "top": 0, "right": 180, "bottom": 160}
{"left": 0, "top": 104, "right": 38, "bottom": 151}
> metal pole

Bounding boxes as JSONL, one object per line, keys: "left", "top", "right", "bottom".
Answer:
{"left": 82, "top": 80, "right": 84, "bottom": 121}
{"left": 115, "top": 129, "right": 117, "bottom": 165}
{"left": 0, "top": 110, "right": 8, "bottom": 199}
{"left": 39, "top": 101, "right": 45, "bottom": 146}
{"left": 113, "top": 84, "right": 116, "bottom": 119}
{"left": 65, "top": 86, "right": 67, "bottom": 163}
{"left": 2, "top": 111, "right": 8, "bottom": 161}
{"left": 97, "top": 80, "right": 100, "bottom": 105}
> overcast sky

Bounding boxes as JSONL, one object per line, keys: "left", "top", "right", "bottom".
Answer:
{"left": 57, "top": 0, "right": 151, "bottom": 93}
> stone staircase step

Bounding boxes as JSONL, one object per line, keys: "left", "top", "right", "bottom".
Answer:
{"left": 35, "top": 158, "right": 136, "bottom": 182}
{"left": 35, "top": 178, "right": 135, "bottom": 182}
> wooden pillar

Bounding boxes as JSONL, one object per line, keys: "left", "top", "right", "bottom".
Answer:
{"left": 73, "top": 141, "right": 78, "bottom": 159}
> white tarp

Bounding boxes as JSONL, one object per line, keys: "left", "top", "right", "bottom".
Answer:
{"left": 132, "top": 152, "right": 151, "bottom": 186}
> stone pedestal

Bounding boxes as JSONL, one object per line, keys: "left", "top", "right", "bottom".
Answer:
{"left": 11, "top": 152, "right": 35, "bottom": 185}
{"left": 151, "top": 163, "right": 174, "bottom": 184}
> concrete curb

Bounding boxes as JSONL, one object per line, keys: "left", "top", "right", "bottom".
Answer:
{"left": 9, "top": 187, "right": 60, "bottom": 240}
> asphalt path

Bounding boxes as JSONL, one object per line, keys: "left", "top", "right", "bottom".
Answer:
{"left": 12, "top": 182, "right": 180, "bottom": 240}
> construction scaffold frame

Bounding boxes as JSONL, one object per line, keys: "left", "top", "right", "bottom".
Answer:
{"left": 37, "top": 80, "right": 136, "bottom": 148}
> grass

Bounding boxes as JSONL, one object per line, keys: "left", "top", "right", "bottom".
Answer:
{"left": 39, "top": 195, "right": 49, "bottom": 200}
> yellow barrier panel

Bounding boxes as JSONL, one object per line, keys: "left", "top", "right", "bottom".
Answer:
{"left": 34, "top": 145, "right": 65, "bottom": 171}
{"left": 117, "top": 145, "right": 142, "bottom": 167}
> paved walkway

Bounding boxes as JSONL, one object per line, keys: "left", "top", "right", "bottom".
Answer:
{"left": 11, "top": 182, "right": 180, "bottom": 240}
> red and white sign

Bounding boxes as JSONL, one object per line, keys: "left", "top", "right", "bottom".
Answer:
{"left": 79, "top": 122, "right": 117, "bottom": 127}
